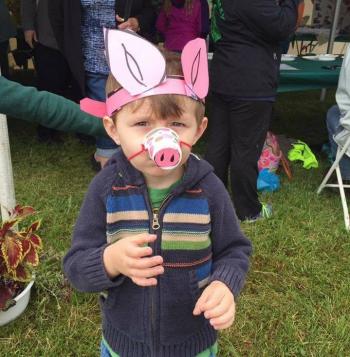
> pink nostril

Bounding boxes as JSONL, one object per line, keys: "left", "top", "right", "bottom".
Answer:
{"left": 154, "top": 148, "right": 180, "bottom": 168}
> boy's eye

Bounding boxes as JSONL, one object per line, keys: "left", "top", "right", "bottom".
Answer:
{"left": 134, "top": 121, "right": 148, "bottom": 126}
{"left": 171, "top": 122, "right": 186, "bottom": 127}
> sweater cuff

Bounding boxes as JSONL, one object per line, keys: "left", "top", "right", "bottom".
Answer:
{"left": 81, "top": 245, "right": 125, "bottom": 291}
{"left": 209, "top": 265, "right": 246, "bottom": 297}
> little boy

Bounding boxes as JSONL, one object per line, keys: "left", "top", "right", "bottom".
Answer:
{"left": 63, "top": 30, "right": 252, "bottom": 357}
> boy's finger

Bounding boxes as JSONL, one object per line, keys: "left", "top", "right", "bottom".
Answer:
{"left": 203, "top": 301, "right": 227, "bottom": 319}
{"left": 193, "top": 289, "right": 210, "bottom": 315}
{"left": 199, "top": 290, "right": 224, "bottom": 312}
{"left": 211, "top": 316, "right": 235, "bottom": 330}
{"left": 132, "top": 233, "right": 157, "bottom": 245}
{"left": 204, "top": 292, "right": 232, "bottom": 318}
{"left": 131, "top": 265, "right": 164, "bottom": 279}
{"left": 127, "top": 245, "right": 153, "bottom": 258}
{"left": 129, "top": 255, "right": 163, "bottom": 268}
{"left": 210, "top": 306, "right": 235, "bottom": 329}
{"left": 132, "top": 277, "right": 158, "bottom": 287}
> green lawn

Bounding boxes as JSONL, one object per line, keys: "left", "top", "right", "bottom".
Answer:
{"left": 1, "top": 87, "right": 350, "bottom": 356}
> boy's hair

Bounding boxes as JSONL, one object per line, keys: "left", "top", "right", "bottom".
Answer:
{"left": 106, "top": 49, "right": 205, "bottom": 124}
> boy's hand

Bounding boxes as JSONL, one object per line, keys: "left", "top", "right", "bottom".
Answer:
{"left": 103, "top": 233, "right": 164, "bottom": 287}
{"left": 193, "top": 281, "right": 235, "bottom": 330}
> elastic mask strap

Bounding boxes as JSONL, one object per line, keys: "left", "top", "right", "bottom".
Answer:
{"left": 180, "top": 141, "right": 192, "bottom": 149}
{"left": 127, "top": 145, "right": 147, "bottom": 161}
{"left": 127, "top": 141, "right": 192, "bottom": 162}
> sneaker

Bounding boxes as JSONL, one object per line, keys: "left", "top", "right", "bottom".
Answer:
{"left": 244, "top": 203, "right": 272, "bottom": 223}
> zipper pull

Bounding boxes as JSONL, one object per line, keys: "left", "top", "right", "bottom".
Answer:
{"left": 152, "top": 208, "right": 160, "bottom": 230}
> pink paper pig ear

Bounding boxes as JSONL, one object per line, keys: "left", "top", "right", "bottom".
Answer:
{"left": 104, "top": 28, "right": 166, "bottom": 96}
{"left": 181, "top": 38, "right": 209, "bottom": 99}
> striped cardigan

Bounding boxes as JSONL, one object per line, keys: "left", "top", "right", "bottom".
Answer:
{"left": 63, "top": 148, "right": 252, "bottom": 357}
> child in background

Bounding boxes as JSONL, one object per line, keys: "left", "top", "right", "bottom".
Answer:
{"left": 156, "top": 0, "right": 209, "bottom": 52}
{"left": 64, "top": 30, "right": 251, "bottom": 357}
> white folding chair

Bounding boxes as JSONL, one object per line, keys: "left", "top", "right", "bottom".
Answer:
{"left": 317, "top": 135, "right": 350, "bottom": 230}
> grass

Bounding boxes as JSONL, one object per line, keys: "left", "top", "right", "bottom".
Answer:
{"left": 1, "top": 83, "right": 350, "bottom": 356}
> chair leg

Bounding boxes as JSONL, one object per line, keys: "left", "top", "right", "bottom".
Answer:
{"left": 335, "top": 165, "right": 350, "bottom": 230}
{"left": 317, "top": 155, "right": 339, "bottom": 194}
{"left": 317, "top": 138, "right": 350, "bottom": 231}
{"left": 317, "top": 137, "right": 350, "bottom": 194}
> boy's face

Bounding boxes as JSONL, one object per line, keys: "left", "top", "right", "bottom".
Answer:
{"left": 103, "top": 98, "right": 207, "bottom": 187}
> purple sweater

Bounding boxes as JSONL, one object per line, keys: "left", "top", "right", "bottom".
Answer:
{"left": 156, "top": 0, "right": 209, "bottom": 52}
{"left": 63, "top": 149, "right": 252, "bottom": 356}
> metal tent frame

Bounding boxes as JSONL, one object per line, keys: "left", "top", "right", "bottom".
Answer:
{"left": 327, "top": 0, "right": 343, "bottom": 54}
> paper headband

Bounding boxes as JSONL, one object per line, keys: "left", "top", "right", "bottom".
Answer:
{"left": 80, "top": 29, "right": 209, "bottom": 118}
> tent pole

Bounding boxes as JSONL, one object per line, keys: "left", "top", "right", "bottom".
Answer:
{"left": 321, "top": 0, "right": 342, "bottom": 101}
{"left": 327, "top": 0, "right": 342, "bottom": 54}
{"left": 0, "top": 73, "right": 16, "bottom": 221}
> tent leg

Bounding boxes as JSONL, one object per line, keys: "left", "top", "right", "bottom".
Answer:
{"left": 0, "top": 112, "right": 16, "bottom": 221}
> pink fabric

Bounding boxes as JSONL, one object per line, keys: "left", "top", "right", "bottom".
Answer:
{"left": 156, "top": 0, "right": 202, "bottom": 52}
{"left": 258, "top": 132, "right": 282, "bottom": 173}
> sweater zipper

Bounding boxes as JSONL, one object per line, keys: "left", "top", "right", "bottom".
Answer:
{"left": 149, "top": 194, "right": 172, "bottom": 356}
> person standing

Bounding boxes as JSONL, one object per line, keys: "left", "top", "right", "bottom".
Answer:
{"left": 206, "top": 0, "right": 299, "bottom": 221}
{"left": 156, "top": 0, "right": 209, "bottom": 52}
{"left": 48, "top": 0, "right": 156, "bottom": 170}
{"left": 20, "top": 0, "right": 81, "bottom": 143}
{"left": 0, "top": 0, "right": 16, "bottom": 78}
{"left": 325, "top": 46, "right": 350, "bottom": 183}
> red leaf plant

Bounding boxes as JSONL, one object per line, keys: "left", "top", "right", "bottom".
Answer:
{"left": 0, "top": 205, "right": 42, "bottom": 311}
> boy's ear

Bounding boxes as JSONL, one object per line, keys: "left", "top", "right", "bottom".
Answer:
{"left": 193, "top": 117, "right": 208, "bottom": 145}
{"left": 103, "top": 116, "right": 120, "bottom": 145}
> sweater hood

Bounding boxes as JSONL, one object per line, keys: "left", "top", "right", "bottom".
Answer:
{"left": 105, "top": 147, "right": 214, "bottom": 192}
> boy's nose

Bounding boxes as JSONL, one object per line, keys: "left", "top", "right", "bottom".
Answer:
{"left": 154, "top": 148, "right": 181, "bottom": 168}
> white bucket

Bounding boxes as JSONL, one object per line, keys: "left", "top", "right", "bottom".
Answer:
{"left": 0, "top": 280, "right": 34, "bottom": 326}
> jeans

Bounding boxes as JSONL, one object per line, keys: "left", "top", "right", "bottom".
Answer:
{"left": 326, "top": 104, "right": 350, "bottom": 180}
{"left": 85, "top": 71, "right": 118, "bottom": 158}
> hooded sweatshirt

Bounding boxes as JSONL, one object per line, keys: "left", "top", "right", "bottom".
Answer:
{"left": 63, "top": 148, "right": 252, "bottom": 357}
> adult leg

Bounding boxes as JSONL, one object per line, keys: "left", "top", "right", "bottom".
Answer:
{"left": 0, "top": 40, "right": 10, "bottom": 78}
{"left": 85, "top": 71, "right": 118, "bottom": 168}
{"left": 34, "top": 42, "right": 72, "bottom": 142}
{"left": 326, "top": 104, "right": 350, "bottom": 180}
{"left": 205, "top": 92, "right": 231, "bottom": 187}
{"left": 229, "top": 100, "right": 272, "bottom": 220}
